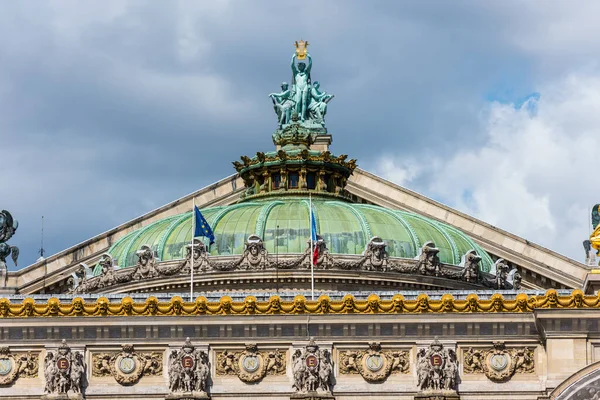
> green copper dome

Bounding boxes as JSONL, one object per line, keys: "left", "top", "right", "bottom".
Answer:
{"left": 101, "top": 197, "right": 493, "bottom": 274}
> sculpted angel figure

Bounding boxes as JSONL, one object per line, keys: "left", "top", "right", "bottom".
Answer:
{"left": 291, "top": 53, "right": 312, "bottom": 120}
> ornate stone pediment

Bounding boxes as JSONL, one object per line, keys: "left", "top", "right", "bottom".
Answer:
{"left": 92, "top": 344, "right": 162, "bottom": 385}
{"left": 463, "top": 342, "right": 535, "bottom": 382}
{"left": 215, "top": 343, "right": 285, "bottom": 383}
{"left": 0, "top": 346, "right": 38, "bottom": 386}
{"left": 339, "top": 342, "right": 409, "bottom": 383}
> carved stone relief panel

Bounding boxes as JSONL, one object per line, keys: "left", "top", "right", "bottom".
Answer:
{"left": 215, "top": 343, "right": 285, "bottom": 383}
{"left": 416, "top": 339, "right": 459, "bottom": 393}
{"left": 92, "top": 344, "right": 163, "bottom": 385}
{"left": 339, "top": 342, "right": 409, "bottom": 383}
{"left": 463, "top": 342, "right": 535, "bottom": 383}
{"left": 0, "top": 347, "right": 38, "bottom": 386}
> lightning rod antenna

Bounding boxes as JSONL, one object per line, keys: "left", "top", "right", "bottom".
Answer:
{"left": 38, "top": 216, "right": 45, "bottom": 260}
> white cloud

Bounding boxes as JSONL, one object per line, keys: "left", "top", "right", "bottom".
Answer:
{"left": 371, "top": 70, "right": 600, "bottom": 262}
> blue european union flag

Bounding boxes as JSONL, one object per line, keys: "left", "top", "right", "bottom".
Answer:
{"left": 194, "top": 206, "right": 215, "bottom": 245}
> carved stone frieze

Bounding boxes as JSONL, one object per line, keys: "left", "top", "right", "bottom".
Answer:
{"left": 215, "top": 343, "right": 285, "bottom": 383}
{"left": 71, "top": 236, "right": 512, "bottom": 294}
{"left": 292, "top": 338, "right": 334, "bottom": 395}
{"left": 43, "top": 340, "right": 85, "bottom": 397}
{"left": 463, "top": 342, "right": 535, "bottom": 382}
{"left": 167, "top": 338, "right": 210, "bottom": 399}
{"left": 416, "top": 339, "right": 458, "bottom": 393}
{"left": 339, "top": 342, "right": 409, "bottom": 383}
{"left": 92, "top": 344, "right": 162, "bottom": 385}
{"left": 0, "top": 347, "right": 38, "bottom": 386}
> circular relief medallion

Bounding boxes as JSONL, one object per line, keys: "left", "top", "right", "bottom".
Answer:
{"left": 118, "top": 356, "right": 137, "bottom": 374}
{"left": 181, "top": 355, "right": 195, "bottom": 370}
{"left": 0, "top": 359, "right": 13, "bottom": 376}
{"left": 305, "top": 355, "right": 319, "bottom": 370}
{"left": 242, "top": 355, "right": 260, "bottom": 373}
{"left": 57, "top": 357, "right": 70, "bottom": 371}
{"left": 490, "top": 354, "right": 509, "bottom": 371}
{"left": 365, "top": 354, "right": 384, "bottom": 372}
{"left": 429, "top": 354, "right": 443, "bottom": 368}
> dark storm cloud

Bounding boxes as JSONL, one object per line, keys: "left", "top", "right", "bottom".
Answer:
{"left": 1, "top": 0, "right": 594, "bottom": 268}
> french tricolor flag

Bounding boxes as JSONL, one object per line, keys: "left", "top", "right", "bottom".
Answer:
{"left": 310, "top": 207, "right": 318, "bottom": 265}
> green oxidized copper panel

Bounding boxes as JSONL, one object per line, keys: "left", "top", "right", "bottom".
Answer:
{"left": 263, "top": 200, "right": 310, "bottom": 254}
{"left": 441, "top": 224, "right": 493, "bottom": 273}
{"left": 160, "top": 207, "right": 221, "bottom": 261}
{"left": 107, "top": 233, "right": 133, "bottom": 267}
{"left": 396, "top": 212, "right": 455, "bottom": 265}
{"left": 356, "top": 206, "right": 415, "bottom": 258}
{"left": 121, "top": 217, "right": 179, "bottom": 268}
{"left": 315, "top": 201, "right": 366, "bottom": 255}
{"left": 212, "top": 204, "right": 261, "bottom": 255}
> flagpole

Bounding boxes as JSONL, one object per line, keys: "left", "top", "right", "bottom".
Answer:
{"left": 310, "top": 193, "right": 314, "bottom": 300}
{"left": 190, "top": 198, "right": 195, "bottom": 302}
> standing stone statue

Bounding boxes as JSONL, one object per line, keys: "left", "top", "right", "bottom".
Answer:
{"left": 269, "top": 82, "right": 295, "bottom": 127}
{"left": 42, "top": 340, "right": 86, "bottom": 399}
{"left": 291, "top": 338, "right": 334, "bottom": 398}
{"left": 291, "top": 53, "right": 312, "bottom": 121}
{"left": 0, "top": 210, "right": 19, "bottom": 287}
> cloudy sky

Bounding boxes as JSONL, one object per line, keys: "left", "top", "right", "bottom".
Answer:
{"left": 2, "top": 1, "right": 600, "bottom": 269}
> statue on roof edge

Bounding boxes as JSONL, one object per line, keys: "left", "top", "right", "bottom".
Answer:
{"left": 0, "top": 210, "right": 19, "bottom": 286}
{"left": 269, "top": 42, "right": 334, "bottom": 130}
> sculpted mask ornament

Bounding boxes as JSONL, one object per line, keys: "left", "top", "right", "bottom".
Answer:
{"left": 92, "top": 344, "right": 162, "bottom": 385}
{"left": 461, "top": 249, "right": 481, "bottom": 283}
{"left": 339, "top": 342, "right": 409, "bottom": 383}
{"left": 43, "top": 340, "right": 85, "bottom": 397}
{"left": 183, "top": 239, "right": 210, "bottom": 273}
{"left": 132, "top": 245, "right": 159, "bottom": 281}
{"left": 291, "top": 338, "right": 333, "bottom": 394}
{"left": 463, "top": 342, "right": 535, "bottom": 382}
{"left": 416, "top": 339, "right": 458, "bottom": 393}
{"left": 0, "top": 347, "right": 38, "bottom": 386}
{"left": 305, "top": 235, "right": 333, "bottom": 269}
{"left": 417, "top": 241, "right": 441, "bottom": 276}
{"left": 168, "top": 338, "right": 210, "bottom": 398}
{"left": 363, "top": 237, "right": 389, "bottom": 271}
{"left": 494, "top": 259, "right": 511, "bottom": 289}
{"left": 216, "top": 343, "right": 285, "bottom": 383}
{"left": 97, "top": 254, "right": 118, "bottom": 289}
{"left": 240, "top": 235, "right": 269, "bottom": 270}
